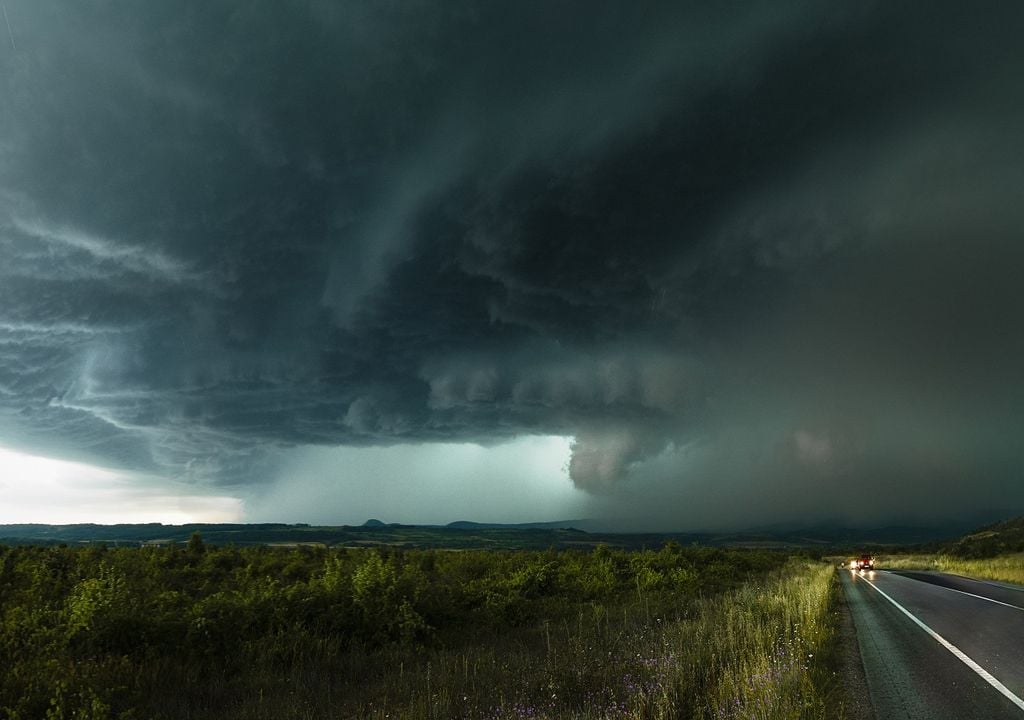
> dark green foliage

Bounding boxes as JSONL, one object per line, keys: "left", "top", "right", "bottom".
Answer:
{"left": 946, "top": 516, "right": 1024, "bottom": 558}
{"left": 0, "top": 523, "right": 628, "bottom": 548}
{"left": 0, "top": 542, "right": 781, "bottom": 718}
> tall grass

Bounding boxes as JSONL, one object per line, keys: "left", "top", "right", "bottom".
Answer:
{"left": 1, "top": 545, "right": 845, "bottom": 720}
{"left": 877, "top": 552, "right": 1024, "bottom": 585}
{"left": 666, "top": 559, "right": 840, "bottom": 720}
{"left": 191, "top": 559, "right": 842, "bottom": 720}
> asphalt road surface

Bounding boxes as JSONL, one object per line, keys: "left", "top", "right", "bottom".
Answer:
{"left": 842, "top": 568, "right": 1024, "bottom": 719}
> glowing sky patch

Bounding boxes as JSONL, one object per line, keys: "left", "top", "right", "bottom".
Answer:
{"left": 247, "top": 436, "right": 585, "bottom": 526}
{"left": 0, "top": 446, "right": 242, "bottom": 524}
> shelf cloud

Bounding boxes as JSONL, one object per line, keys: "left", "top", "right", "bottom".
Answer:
{"left": 1, "top": 1, "right": 1023, "bottom": 526}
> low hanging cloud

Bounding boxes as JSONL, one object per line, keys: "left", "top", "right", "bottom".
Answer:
{"left": 0, "top": 1, "right": 1023, "bottom": 526}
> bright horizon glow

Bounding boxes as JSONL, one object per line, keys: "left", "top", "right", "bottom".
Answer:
{"left": 246, "top": 435, "right": 587, "bottom": 526}
{"left": 0, "top": 446, "right": 243, "bottom": 524}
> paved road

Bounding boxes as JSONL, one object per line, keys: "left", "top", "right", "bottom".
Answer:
{"left": 841, "top": 568, "right": 1024, "bottom": 719}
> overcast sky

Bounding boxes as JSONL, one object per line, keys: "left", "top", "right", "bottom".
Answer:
{"left": 1, "top": 1, "right": 1022, "bottom": 529}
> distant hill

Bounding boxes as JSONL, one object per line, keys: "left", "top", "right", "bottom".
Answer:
{"left": 948, "top": 515, "right": 1024, "bottom": 558}
{"left": 0, "top": 522, "right": 644, "bottom": 551}
{"left": 447, "top": 519, "right": 597, "bottom": 532}
{"left": 0, "top": 517, "right": 1002, "bottom": 551}
{"left": 730, "top": 521, "right": 975, "bottom": 548}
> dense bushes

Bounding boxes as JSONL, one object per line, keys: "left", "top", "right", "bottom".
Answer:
{"left": 0, "top": 542, "right": 785, "bottom": 719}
{"left": 935, "top": 516, "right": 1024, "bottom": 559}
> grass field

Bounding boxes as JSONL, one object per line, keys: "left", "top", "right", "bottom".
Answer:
{"left": 323, "top": 559, "right": 843, "bottom": 720}
{"left": 0, "top": 543, "right": 844, "bottom": 719}
{"left": 876, "top": 552, "right": 1024, "bottom": 585}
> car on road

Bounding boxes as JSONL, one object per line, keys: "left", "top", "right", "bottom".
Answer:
{"left": 851, "top": 554, "right": 875, "bottom": 570}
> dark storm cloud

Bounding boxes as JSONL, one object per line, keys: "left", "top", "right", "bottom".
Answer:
{"left": 1, "top": 0, "right": 1023, "bottom": 524}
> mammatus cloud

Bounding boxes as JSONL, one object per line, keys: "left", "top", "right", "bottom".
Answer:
{"left": 0, "top": 1, "right": 1022, "bottom": 526}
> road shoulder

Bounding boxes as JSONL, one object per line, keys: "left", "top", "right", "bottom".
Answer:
{"left": 836, "top": 570, "right": 875, "bottom": 720}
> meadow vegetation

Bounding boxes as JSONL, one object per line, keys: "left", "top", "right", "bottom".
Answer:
{"left": 877, "top": 552, "right": 1024, "bottom": 585}
{"left": 0, "top": 539, "right": 844, "bottom": 719}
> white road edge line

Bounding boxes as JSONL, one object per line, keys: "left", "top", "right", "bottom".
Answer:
{"left": 861, "top": 574, "right": 1024, "bottom": 712}
{"left": 936, "top": 585, "right": 1024, "bottom": 612}
{"left": 880, "top": 571, "right": 1024, "bottom": 612}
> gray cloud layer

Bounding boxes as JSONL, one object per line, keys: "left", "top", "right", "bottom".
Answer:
{"left": 1, "top": 1, "right": 1023, "bottom": 525}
